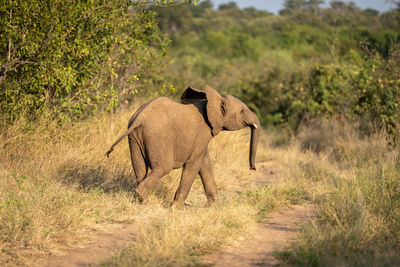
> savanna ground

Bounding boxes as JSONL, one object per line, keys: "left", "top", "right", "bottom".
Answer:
{"left": 1, "top": 103, "right": 400, "bottom": 266}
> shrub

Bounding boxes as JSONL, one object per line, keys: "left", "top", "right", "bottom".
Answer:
{"left": 0, "top": 0, "right": 171, "bottom": 124}
{"left": 295, "top": 46, "right": 400, "bottom": 139}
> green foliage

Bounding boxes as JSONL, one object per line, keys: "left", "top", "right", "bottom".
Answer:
{"left": 218, "top": 1, "right": 238, "bottom": 10}
{"left": 364, "top": 8, "right": 379, "bottom": 17}
{"left": 280, "top": 0, "right": 324, "bottom": 15}
{"left": 238, "top": 46, "right": 400, "bottom": 138}
{"left": 0, "top": 0, "right": 197, "bottom": 124}
{"left": 154, "top": 2, "right": 400, "bottom": 138}
{"left": 292, "top": 47, "right": 400, "bottom": 137}
{"left": 3, "top": 0, "right": 399, "bottom": 139}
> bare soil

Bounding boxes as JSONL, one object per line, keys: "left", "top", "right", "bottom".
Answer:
{"left": 201, "top": 204, "right": 315, "bottom": 267}
{"left": 43, "top": 224, "right": 137, "bottom": 267}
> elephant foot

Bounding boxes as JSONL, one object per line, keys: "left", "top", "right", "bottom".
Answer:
{"left": 170, "top": 201, "right": 190, "bottom": 210}
{"left": 205, "top": 199, "right": 215, "bottom": 207}
{"left": 206, "top": 194, "right": 216, "bottom": 205}
{"left": 133, "top": 188, "right": 145, "bottom": 203}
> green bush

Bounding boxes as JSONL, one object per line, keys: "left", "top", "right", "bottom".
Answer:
{"left": 0, "top": 0, "right": 183, "bottom": 124}
{"left": 237, "top": 45, "right": 400, "bottom": 139}
{"left": 154, "top": 2, "right": 399, "bottom": 138}
{"left": 293, "top": 47, "right": 400, "bottom": 138}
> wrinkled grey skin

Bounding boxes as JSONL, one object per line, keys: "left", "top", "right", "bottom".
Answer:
{"left": 106, "top": 86, "right": 260, "bottom": 208}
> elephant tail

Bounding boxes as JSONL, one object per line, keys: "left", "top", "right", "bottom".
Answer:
{"left": 105, "top": 125, "right": 138, "bottom": 158}
{"left": 105, "top": 101, "right": 152, "bottom": 158}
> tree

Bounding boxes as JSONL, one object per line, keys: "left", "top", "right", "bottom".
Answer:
{"left": 364, "top": 8, "right": 379, "bottom": 16}
{"left": 0, "top": 0, "right": 196, "bottom": 124}
{"left": 244, "top": 7, "right": 272, "bottom": 17}
{"left": 198, "top": 0, "right": 213, "bottom": 9}
{"left": 285, "top": 0, "right": 308, "bottom": 10}
{"left": 154, "top": 4, "right": 193, "bottom": 33}
{"left": 280, "top": 0, "right": 307, "bottom": 15}
{"left": 307, "top": 0, "right": 324, "bottom": 14}
{"left": 218, "top": 2, "right": 238, "bottom": 10}
{"left": 190, "top": 0, "right": 213, "bottom": 17}
{"left": 330, "top": 1, "right": 358, "bottom": 13}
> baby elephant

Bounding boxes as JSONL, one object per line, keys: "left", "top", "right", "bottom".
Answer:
{"left": 106, "top": 85, "right": 260, "bottom": 207}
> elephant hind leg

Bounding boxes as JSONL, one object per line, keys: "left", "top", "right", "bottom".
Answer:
{"left": 135, "top": 168, "right": 171, "bottom": 200}
{"left": 128, "top": 135, "right": 148, "bottom": 183}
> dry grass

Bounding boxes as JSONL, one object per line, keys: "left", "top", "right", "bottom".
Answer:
{"left": 104, "top": 198, "right": 257, "bottom": 266}
{"left": 0, "top": 103, "right": 299, "bottom": 266}
{"left": 4, "top": 104, "right": 396, "bottom": 266}
{"left": 0, "top": 106, "right": 143, "bottom": 266}
{"left": 275, "top": 120, "right": 400, "bottom": 266}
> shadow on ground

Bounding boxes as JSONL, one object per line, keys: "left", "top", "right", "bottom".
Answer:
{"left": 58, "top": 160, "right": 137, "bottom": 193}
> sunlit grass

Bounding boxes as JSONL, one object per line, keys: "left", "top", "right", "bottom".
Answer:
{"left": 277, "top": 121, "right": 400, "bottom": 266}
{"left": 3, "top": 106, "right": 396, "bottom": 266}
{"left": 0, "top": 107, "right": 143, "bottom": 266}
{"left": 0, "top": 104, "right": 303, "bottom": 266}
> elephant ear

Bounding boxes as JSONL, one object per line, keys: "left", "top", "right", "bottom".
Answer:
{"left": 204, "top": 85, "right": 225, "bottom": 136}
{"left": 180, "top": 86, "right": 207, "bottom": 104}
{"left": 180, "top": 85, "right": 225, "bottom": 136}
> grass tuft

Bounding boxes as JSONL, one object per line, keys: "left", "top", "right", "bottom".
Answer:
{"left": 282, "top": 120, "right": 400, "bottom": 266}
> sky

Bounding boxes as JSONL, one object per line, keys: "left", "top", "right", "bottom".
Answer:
{"left": 210, "top": 0, "right": 397, "bottom": 14}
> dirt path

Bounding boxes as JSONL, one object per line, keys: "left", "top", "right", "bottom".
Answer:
{"left": 201, "top": 204, "right": 315, "bottom": 267}
{"left": 42, "top": 204, "right": 314, "bottom": 267}
{"left": 41, "top": 161, "right": 313, "bottom": 267}
{"left": 43, "top": 224, "right": 137, "bottom": 267}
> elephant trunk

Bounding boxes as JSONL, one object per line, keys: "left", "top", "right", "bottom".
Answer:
{"left": 249, "top": 114, "right": 260, "bottom": 171}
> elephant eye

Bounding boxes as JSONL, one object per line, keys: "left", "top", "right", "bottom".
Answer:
{"left": 241, "top": 109, "right": 245, "bottom": 114}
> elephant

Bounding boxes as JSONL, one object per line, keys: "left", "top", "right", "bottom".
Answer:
{"left": 105, "top": 85, "right": 260, "bottom": 207}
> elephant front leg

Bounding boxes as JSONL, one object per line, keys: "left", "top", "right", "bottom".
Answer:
{"left": 199, "top": 150, "right": 217, "bottom": 204}
{"left": 172, "top": 161, "right": 203, "bottom": 209}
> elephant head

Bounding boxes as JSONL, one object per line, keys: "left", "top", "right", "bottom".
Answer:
{"left": 181, "top": 85, "right": 261, "bottom": 170}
